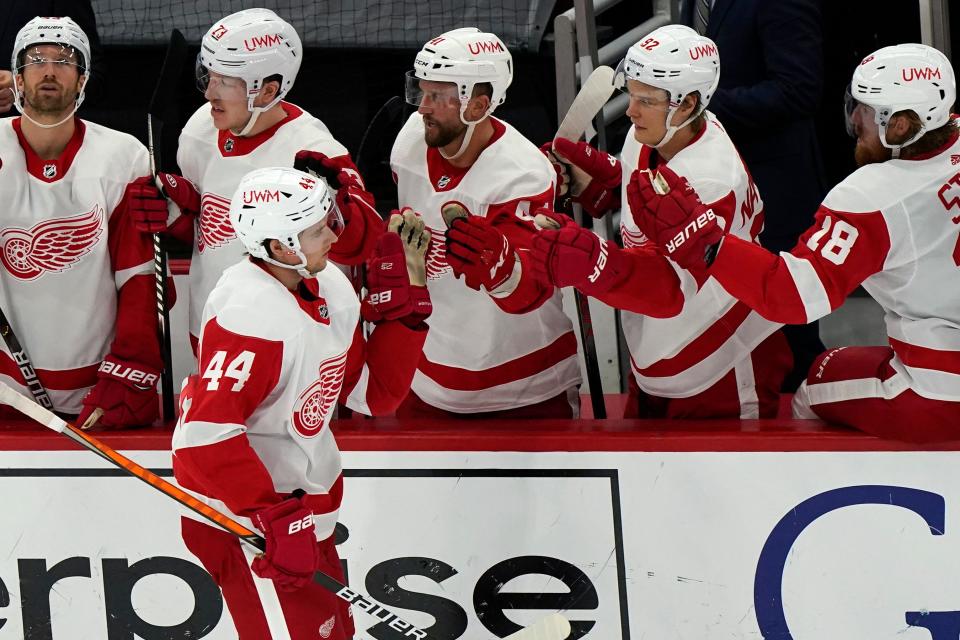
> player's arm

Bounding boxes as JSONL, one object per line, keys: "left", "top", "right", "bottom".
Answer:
{"left": 343, "top": 213, "right": 430, "bottom": 414}
{"left": 294, "top": 151, "right": 383, "bottom": 264}
{"left": 528, "top": 210, "right": 684, "bottom": 317}
{"left": 631, "top": 165, "right": 889, "bottom": 324}
{"left": 710, "top": 204, "right": 888, "bottom": 324}
{"left": 172, "top": 317, "right": 286, "bottom": 516}
{"left": 77, "top": 177, "right": 177, "bottom": 429}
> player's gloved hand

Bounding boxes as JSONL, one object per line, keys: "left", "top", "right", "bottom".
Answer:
{"left": 528, "top": 209, "right": 626, "bottom": 294}
{"left": 156, "top": 172, "right": 202, "bottom": 217}
{"left": 361, "top": 231, "right": 432, "bottom": 325}
{"left": 627, "top": 166, "right": 723, "bottom": 270}
{"left": 251, "top": 497, "right": 320, "bottom": 592}
{"left": 77, "top": 354, "right": 161, "bottom": 430}
{"left": 544, "top": 138, "right": 622, "bottom": 218}
{"left": 296, "top": 150, "right": 381, "bottom": 264}
{"left": 126, "top": 177, "right": 169, "bottom": 233}
{"left": 0, "top": 71, "right": 15, "bottom": 114}
{"left": 388, "top": 208, "right": 430, "bottom": 287}
{"left": 445, "top": 214, "right": 518, "bottom": 293}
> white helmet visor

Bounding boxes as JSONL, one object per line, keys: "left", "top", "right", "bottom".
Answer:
{"left": 404, "top": 71, "right": 461, "bottom": 109}
{"left": 196, "top": 57, "right": 248, "bottom": 101}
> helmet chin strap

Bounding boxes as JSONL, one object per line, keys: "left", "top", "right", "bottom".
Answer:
{"left": 14, "top": 85, "right": 84, "bottom": 130}
{"left": 440, "top": 105, "right": 491, "bottom": 161}
{"left": 653, "top": 104, "right": 699, "bottom": 149}
{"left": 233, "top": 107, "right": 264, "bottom": 137}
{"left": 879, "top": 122, "right": 926, "bottom": 159}
{"left": 261, "top": 251, "right": 317, "bottom": 279}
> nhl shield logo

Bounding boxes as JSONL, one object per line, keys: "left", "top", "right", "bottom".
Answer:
{"left": 437, "top": 175, "right": 450, "bottom": 189}
{"left": 42, "top": 164, "right": 57, "bottom": 179}
{"left": 223, "top": 138, "right": 235, "bottom": 153}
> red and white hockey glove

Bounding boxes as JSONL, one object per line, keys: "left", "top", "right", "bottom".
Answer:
{"left": 445, "top": 215, "right": 518, "bottom": 293}
{"left": 627, "top": 166, "right": 723, "bottom": 270}
{"left": 157, "top": 172, "right": 202, "bottom": 217}
{"left": 528, "top": 209, "right": 626, "bottom": 294}
{"left": 295, "top": 150, "right": 381, "bottom": 264}
{"left": 543, "top": 138, "right": 622, "bottom": 218}
{"left": 361, "top": 231, "right": 432, "bottom": 325}
{"left": 251, "top": 497, "right": 321, "bottom": 592}
{"left": 77, "top": 354, "right": 161, "bottom": 429}
{"left": 126, "top": 177, "right": 169, "bottom": 234}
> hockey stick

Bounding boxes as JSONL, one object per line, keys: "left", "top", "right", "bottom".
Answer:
{"left": 0, "top": 307, "right": 53, "bottom": 410}
{"left": 146, "top": 29, "right": 187, "bottom": 423}
{"left": 549, "top": 66, "right": 616, "bottom": 420}
{"left": 0, "top": 382, "right": 571, "bottom": 640}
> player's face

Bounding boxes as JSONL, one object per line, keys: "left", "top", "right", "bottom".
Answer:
{"left": 416, "top": 80, "right": 467, "bottom": 148}
{"left": 203, "top": 71, "right": 250, "bottom": 131}
{"left": 624, "top": 80, "right": 673, "bottom": 146}
{"left": 849, "top": 102, "right": 890, "bottom": 166}
{"left": 17, "top": 44, "right": 83, "bottom": 116}
{"left": 298, "top": 216, "right": 341, "bottom": 274}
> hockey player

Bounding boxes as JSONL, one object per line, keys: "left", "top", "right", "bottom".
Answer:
{"left": 173, "top": 166, "right": 430, "bottom": 639}
{"left": 391, "top": 27, "right": 581, "bottom": 418}
{"left": 630, "top": 43, "right": 960, "bottom": 441}
{"left": 0, "top": 17, "right": 164, "bottom": 428}
{"left": 130, "top": 9, "right": 382, "bottom": 349}
{"left": 532, "top": 25, "right": 791, "bottom": 418}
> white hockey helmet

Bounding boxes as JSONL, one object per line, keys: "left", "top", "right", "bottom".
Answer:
{"left": 847, "top": 44, "right": 956, "bottom": 156}
{"left": 230, "top": 167, "right": 343, "bottom": 277}
{"left": 11, "top": 16, "right": 91, "bottom": 115}
{"left": 198, "top": 9, "right": 302, "bottom": 132}
{"left": 409, "top": 27, "right": 513, "bottom": 119}
{"left": 615, "top": 24, "right": 720, "bottom": 147}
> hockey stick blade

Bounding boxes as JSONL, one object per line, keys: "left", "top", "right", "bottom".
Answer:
{"left": 503, "top": 614, "right": 572, "bottom": 640}
{"left": 555, "top": 65, "right": 615, "bottom": 144}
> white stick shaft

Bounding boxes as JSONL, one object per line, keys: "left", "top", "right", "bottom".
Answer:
{"left": 0, "top": 383, "right": 67, "bottom": 432}
{"left": 504, "top": 614, "right": 572, "bottom": 640}
{"left": 555, "top": 65, "right": 615, "bottom": 143}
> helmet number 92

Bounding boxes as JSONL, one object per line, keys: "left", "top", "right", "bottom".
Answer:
{"left": 639, "top": 38, "right": 659, "bottom": 51}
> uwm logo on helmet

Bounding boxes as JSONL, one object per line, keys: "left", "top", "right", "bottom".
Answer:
{"left": 902, "top": 66, "right": 941, "bottom": 81}
{"left": 689, "top": 43, "right": 717, "bottom": 60}
{"left": 244, "top": 33, "right": 282, "bottom": 51}
{"left": 468, "top": 40, "right": 504, "bottom": 55}
{"left": 243, "top": 189, "right": 281, "bottom": 204}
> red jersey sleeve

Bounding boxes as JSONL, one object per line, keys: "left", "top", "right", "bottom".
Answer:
{"left": 173, "top": 317, "right": 286, "bottom": 516}
{"left": 594, "top": 244, "right": 685, "bottom": 318}
{"left": 710, "top": 204, "right": 891, "bottom": 324}
{"left": 340, "top": 320, "right": 427, "bottom": 415}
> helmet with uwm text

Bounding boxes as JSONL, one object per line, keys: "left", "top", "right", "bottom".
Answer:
{"left": 849, "top": 43, "right": 956, "bottom": 152}
{"left": 615, "top": 24, "right": 719, "bottom": 114}
{"left": 412, "top": 27, "right": 513, "bottom": 113}
{"left": 229, "top": 167, "right": 342, "bottom": 276}
{"left": 198, "top": 8, "right": 302, "bottom": 113}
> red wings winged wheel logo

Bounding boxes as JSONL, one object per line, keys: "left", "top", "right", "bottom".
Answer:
{"left": 0, "top": 204, "right": 105, "bottom": 280}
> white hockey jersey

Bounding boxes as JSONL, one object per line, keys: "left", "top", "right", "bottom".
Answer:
{"left": 390, "top": 113, "right": 581, "bottom": 412}
{"left": 712, "top": 123, "right": 960, "bottom": 402}
{"left": 177, "top": 102, "right": 350, "bottom": 340}
{"left": 0, "top": 118, "right": 153, "bottom": 413}
{"left": 172, "top": 259, "right": 425, "bottom": 538}
{"left": 620, "top": 112, "right": 777, "bottom": 402}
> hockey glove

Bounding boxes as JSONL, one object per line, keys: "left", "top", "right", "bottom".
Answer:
{"left": 361, "top": 232, "right": 432, "bottom": 325}
{"left": 126, "top": 177, "right": 169, "bottom": 233}
{"left": 295, "top": 151, "right": 381, "bottom": 264}
{"left": 445, "top": 215, "right": 518, "bottom": 293}
{"left": 251, "top": 497, "right": 321, "bottom": 592}
{"left": 546, "top": 138, "right": 622, "bottom": 218}
{"left": 627, "top": 166, "right": 723, "bottom": 270}
{"left": 77, "top": 354, "right": 161, "bottom": 429}
{"left": 529, "top": 209, "right": 626, "bottom": 294}
{"left": 388, "top": 208, "right": 430, "bottom": 286}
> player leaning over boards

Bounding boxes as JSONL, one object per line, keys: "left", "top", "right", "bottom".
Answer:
{"left": 173, "top": 166, "right": 430, "bottom": 639}
{"left": 130, "top": 9, "right": 382, "bottom": 351}
{"left": 631, "top": 44, "right": 960, "bottom": 442}
{"left": 532, "top": 25, "right": 792, "bottom": 419}
{"left": 391, "top": 27, "right": 582, "bottom": 418}
{"left": 0, "top": 17, "right": 165, "bottom": 429}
